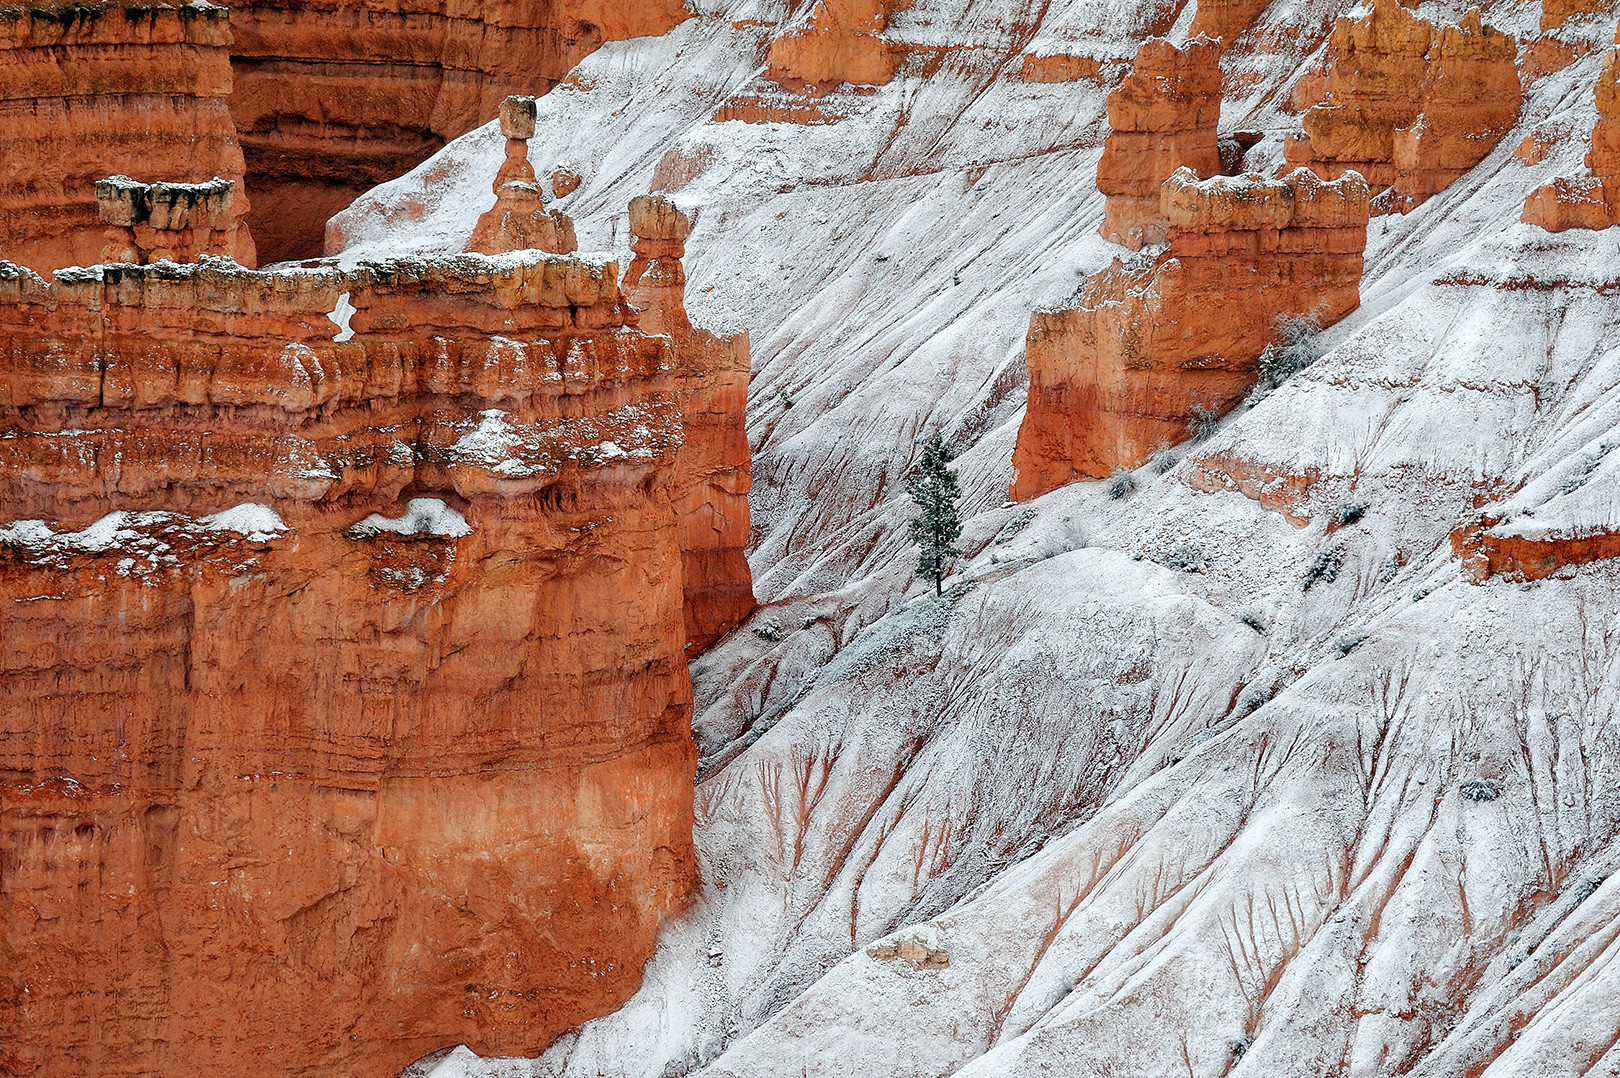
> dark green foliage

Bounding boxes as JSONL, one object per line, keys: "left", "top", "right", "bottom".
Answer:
{"left": 1302, "top": 543, "right": 1345, "bottom": 591}
{"left": 908, "top": 432, "right": 963, "bottom": 595}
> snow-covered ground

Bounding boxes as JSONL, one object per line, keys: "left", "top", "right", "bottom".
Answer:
{"left": 349, "top": 0, "right": 1620, "bottom": 1074}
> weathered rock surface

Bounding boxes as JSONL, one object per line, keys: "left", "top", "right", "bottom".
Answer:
{"left": 0, "top": 243, "right": 749, "bottom": 1075}
{"left": 1097, "top": 36, "right": 1223, "bottom": 249}
{"left": 1524, "top": 30, "right": 1620, "bottom": 229}
{"left": 0, "top": 0, "right": 255, "bottom": 274}
{"left": 226, "top": 0, "right": 689, "bottom": 261}
{"left": 763, "top": 0, "right": 901, "bottom": 89}
{"left": 1286, "top": 0, "right": 1521, "bottom": 211}
{"left": 1011, "top": 166, "right": 1369, "bottom": 499}
{"left": 285, "top": 3, "right": 1620, "bottom": 1077}
{"left": 624, "top": 194, "right": 755, "bottom": 650}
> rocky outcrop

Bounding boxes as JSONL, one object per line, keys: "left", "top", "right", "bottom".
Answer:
{"left": 466, "top": 97, "right": 578, "bottom": 256}
{"left": 1011, "top": 166, "right": 1369, "bottom": 500}
{"left": 762, "top": 0, "right": 900, "bottom": 89}
{"left": 94, "top": 174, "right": 247, "bottom": 265}
{"left": 1285, "top": 0, "right": 1520, "bottom": 211}
{"left": 227, "top": 0, "right": 689, "bottom": 262}
{"left": 1454, "top": 514, "right": 1620, "bottom": 580}
{"left": 624, "top": 194, "right": 755, "bottom": 649}
{"left": 1097, "top": 36, "right": 1223, "bottom": 249}
{"left": 0, "top": 241, "right": 747, "bottom": 1074}
{"left": 1524, "top": 34, "right": 1620, "bottom": 230}
{"left": 0, "top": 0, "right": 254, "bottom": 274}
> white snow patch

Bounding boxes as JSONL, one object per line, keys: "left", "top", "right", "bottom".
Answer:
{"left": 197, "top": 503, "right": 288, "bottom": 542}
{"left": 347, "top": 498, "right": 472, "bottom": 539}
{"left": 328, "top": 291, "right": 357, "bottom": 342}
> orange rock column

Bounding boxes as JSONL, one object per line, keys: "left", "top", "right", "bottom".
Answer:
{"left": 1097, "top": 36, "right": 1224, "bottom": 250}
{"left": 1011, "top": 168, "right": 1369, "bottom": 500}
{"left": 465, "top": 95, "right": 578, "bottom": 256}
{"left": 1285, "top": 0, "right": 1519, "bottom": 210}
{"left": 624, "top": 194, "right": 756, "bottom": 649}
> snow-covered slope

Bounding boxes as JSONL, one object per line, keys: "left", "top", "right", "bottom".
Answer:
{"left": 351, "top": 0, "right": 1620, "bottom": 1074}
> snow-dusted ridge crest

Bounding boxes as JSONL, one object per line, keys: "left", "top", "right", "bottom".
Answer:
{"left": 353, "top": 0, "right": 1620, "bottom": 1074}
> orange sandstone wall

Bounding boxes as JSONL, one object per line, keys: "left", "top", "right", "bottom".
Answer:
{"left": 624, "top": 194, "right": 755, "bottom": 650}
{"left": 762, "top": 0, "right": 901, "bottom": 89}
{"left": 1010, "top": 167, "right": 1368, "bottom": 500}
{"left": 0, "top": 252, "right": 722, "bottom": 1077}
{"left": 0, "top": 0, "right": 254, "bottom": 275}
{"left": 1097, "top": 36, "right": 1223, "bottom": 249}
{"left": 1286, "top": 0, "right": 1520, "bottom": 210}
{"left": 227, "top": 0, "right": 690, "bottom": 262}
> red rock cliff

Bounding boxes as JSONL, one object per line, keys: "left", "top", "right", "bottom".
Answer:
{"left": 0, "top": 0, "right": 255, "bottom": 274}
{"left": 1011, "top": 166, "right": 1369, "bottom": 500}
{"left": 0, "top": 245, "right": 745, "bottom": 1076}
{"left": 1285, "top": 0, "right": 1520, "bottom": 211}
{"left": 227, "top": 0, "right": 690, "bottom": 261}
{"left": 762, "top": 0, "right": 901, "bottom": 89}
{"left": 1097, "top": 36, "right": 1224, "bottom": 250}
{"left": 624, "top": 194, "right": 755, "bottom": 650}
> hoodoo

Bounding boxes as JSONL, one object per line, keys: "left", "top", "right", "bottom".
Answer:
{"left": 1011, "top": 166, "right": 1369, "bottom": 500}
{"left": 0, "top": 216, "right": 749, "bottom": 1073}
{"left": 625, "top": 194, "right": 756, "bottom": 649}
{"left": 1284, "top": 0, "right": 1521, "bottom": 211}
{"left": 464, "top": 95, "right": 578, "bottom": 257}
{"left": 1097, "top": 36, "right": 1224, "bottom": 249}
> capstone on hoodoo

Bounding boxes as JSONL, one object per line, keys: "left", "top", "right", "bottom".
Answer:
{"left": 1011, "top": 167, "right": 1370, "bottom": 501}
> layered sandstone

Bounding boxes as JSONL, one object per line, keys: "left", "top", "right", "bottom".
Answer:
{"left": 0, "top": 241, "right": 746, "bottom": 1075}
{"left": 466, "top": 97, "right": 578, "bottom": 256}
{"left": 624, "top": 194, "right": 755, "bottom": 649}
{"left": 1011, "top": 166, "right": 1369, "bottom": 500}
{"left": 0, "top": 0, "right": 255, "bottom": 274}
{"left": 762, "top": 0, "right": 901, "bottom": 89}
{"left": 1285, "top": 0, "right": 1520, "bottom": 210}
{"left": 1453, "top": 514, "right": 1620, "bottom": 580}
{"left": 227, "top": 0, "right": 689, "bottom": 262}
{"left": 94, "top": 174, "right": 247, "bottom": 264}
{"left": 1097, "top": 36, "right": 1223, "bottom": 249}
{"left": 1523, "top": 35, "right": 1620, "bottom": 230}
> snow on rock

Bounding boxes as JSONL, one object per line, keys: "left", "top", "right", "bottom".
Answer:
{"left": 347, "top": 498, "right": 472, "bottom": 540}
{"left": 345, "top": 0, "right": 1620, "bottom": 1075}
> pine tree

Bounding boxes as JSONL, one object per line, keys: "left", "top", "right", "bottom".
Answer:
{"left": 907, "top": 432, "right": 963, "bottom": 595}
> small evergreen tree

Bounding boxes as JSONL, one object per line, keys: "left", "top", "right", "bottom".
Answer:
{"left": 907, "top": 432, "right": 963, "bottom": 595}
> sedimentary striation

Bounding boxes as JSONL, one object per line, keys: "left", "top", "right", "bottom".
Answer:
{"left": 624, "top": 194, "right": 754, "bottom": 649}
{"left": 1097, "top": 36, "right": 1224, "bottom": 249}
{"left": 0, "top": 0, "right": 254, "bottom": 274}
{"left": 226, "top": 0, "right": 689, "bottom": 261}
{"left": 1285, "top": 0, "right": 1520, "bottom": 211}
{"left": 1011, "top": 166, "right": 1369, "bottom": 499}
{"left": 0, "top": 234, "right": 748, "bottom": 1074}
